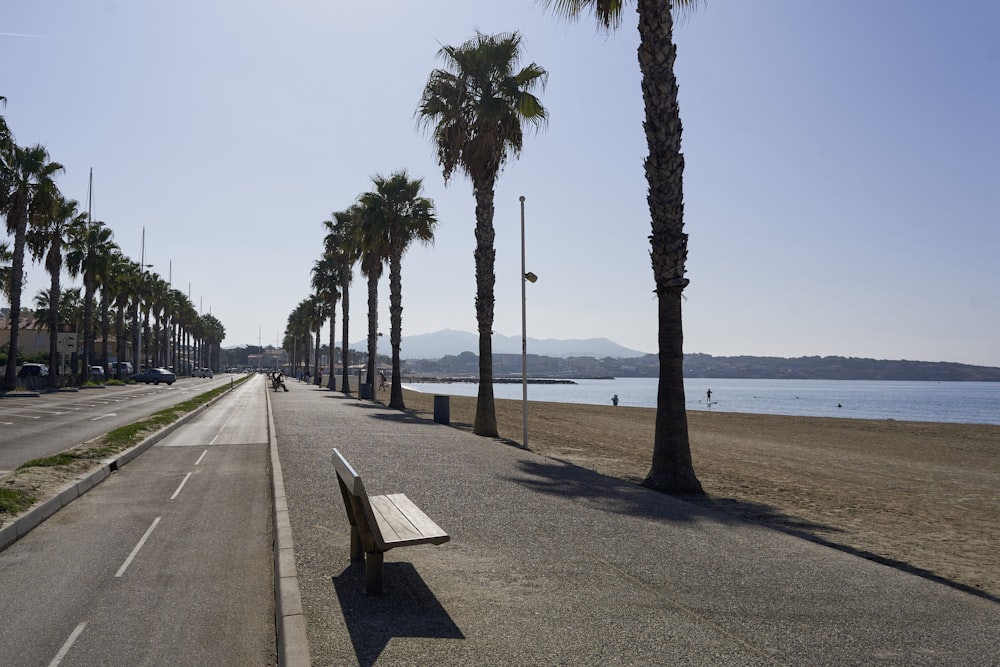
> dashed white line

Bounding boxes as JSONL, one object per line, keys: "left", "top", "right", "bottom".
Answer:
{"left": 48, "top": 621, "right": 87, "bottom": 667}
{"left": 115, "top": 517, "right": 161, "bottom": 578}
{"left": 195, "top": 450, "right": 208, "bottom": 465}
{"left": 170, "top": 472, "right": 193, "bottom": 500}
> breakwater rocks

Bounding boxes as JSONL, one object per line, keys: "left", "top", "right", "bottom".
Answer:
{"left": 404, "top": 377, "right": 584, "bottom": 385}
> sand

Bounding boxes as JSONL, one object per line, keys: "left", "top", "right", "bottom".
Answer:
{"left": 398, "top": 388, "right": 1000, "bottom": 600}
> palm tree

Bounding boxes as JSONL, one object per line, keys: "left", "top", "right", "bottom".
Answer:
{"left": 27, "top": 194, "right": 85, "bottom": 381}
{"left": 417, "top": 31, "right": 548, "bottom": 436}
{"left": 106, "top": 254, "right": 142, "bottom": 375}
{"left": 66, "top": 217, "right": 114, "bottom": 383}
{"left": 540, "top": 0, "right": 703, "bottom": 494}
{"left": 351, "top": 199, "right": 387, "bottom": 399}
{"left": 311, "top": 254, "right": 341, "bottom": 388}
{"left": 356, "top": 170, "right": 437, "bottom": 409}
{"left": 323, "top": 207, "right": 360, "bottom": 394}
{"left": 1, "top": 143, "right": 64, "bottom": 390}
{"left": 199, "top": 313, "right": 225, "bottom": 370}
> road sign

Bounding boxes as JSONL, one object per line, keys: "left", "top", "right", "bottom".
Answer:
{"left": 57, "top": 333, "right": 78, "bottom": 352}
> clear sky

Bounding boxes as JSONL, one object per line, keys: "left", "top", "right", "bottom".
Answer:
{"left": 3, "top": 1, "right": 998, "bottom": 366}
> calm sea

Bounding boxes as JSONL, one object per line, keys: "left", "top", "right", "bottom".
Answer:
{"left": 403, "top": 377, "right": 1000, "bottom": 426}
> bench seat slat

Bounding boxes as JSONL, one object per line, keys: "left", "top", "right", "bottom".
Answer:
{"left": 369, "top": 493, "right": 450, "bottom": 548}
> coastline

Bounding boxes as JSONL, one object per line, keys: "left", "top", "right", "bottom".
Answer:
{"left": 399, "top": 388, "right": 1000, "bottom": 599}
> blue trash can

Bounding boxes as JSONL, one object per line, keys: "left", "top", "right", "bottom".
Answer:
{"left": 433, "top": 395, "right": 450, "bottom": 425}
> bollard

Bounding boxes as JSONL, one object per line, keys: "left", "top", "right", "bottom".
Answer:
{"left": 433, "top": 395, "right": 450, "bottom": 425}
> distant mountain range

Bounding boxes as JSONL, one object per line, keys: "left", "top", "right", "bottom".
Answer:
{"left": 351, "top": 329, "right": 648, "bottom": 360}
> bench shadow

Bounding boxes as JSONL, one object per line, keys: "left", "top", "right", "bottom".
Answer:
{"left": 333, "top": 561, "right": 464, "bottom": 667}
{"left": 507, "top": 458, "right": 1000, "bottom": 604}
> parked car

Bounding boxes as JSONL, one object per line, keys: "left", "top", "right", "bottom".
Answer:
{"left": 113, "top": 361, "right": 133, "bottom": 379}
{"left": 193, "top": 367, "right": 214, "bottom": 378}
{"left": 17, "top": 363, "right": 49, "bottom": 379}
{"left": 89, "top": 365, "right": 106, "bottom": 381}
{"left": 16, "top": 363, "right": 49, "bottom": 390}
{"left": 131, "top": 367, "right": 176, "bottom": 385}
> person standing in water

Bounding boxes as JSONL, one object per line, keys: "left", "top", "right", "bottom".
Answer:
{"left": 611, "top": 394, "right": 619, "bottom": 406}
{"left": 706, "top": 388, "right": 712, "bottom": 402}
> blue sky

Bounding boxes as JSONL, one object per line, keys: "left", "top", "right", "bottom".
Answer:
{"left": 3, "top": 1, "right": 998, "bottom": 366}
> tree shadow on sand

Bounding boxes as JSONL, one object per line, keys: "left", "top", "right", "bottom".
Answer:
{"left": 332, "top": 561, "right": 464, "bottom": 667}
{"left": 507, "top": 458, "right": 1000, "bottom": 604}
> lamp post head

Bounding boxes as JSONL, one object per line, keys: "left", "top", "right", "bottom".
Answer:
{"left": 524, "top": 272, "right": 538, "bottom": 283}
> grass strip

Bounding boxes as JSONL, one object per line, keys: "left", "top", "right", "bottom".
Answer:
{"left": 0, "top": 488, "right": 37, "bottom": 515}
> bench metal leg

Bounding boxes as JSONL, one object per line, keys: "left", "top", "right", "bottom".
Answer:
{"left": 365, "top": 552, "right": 384, "bottom": 594}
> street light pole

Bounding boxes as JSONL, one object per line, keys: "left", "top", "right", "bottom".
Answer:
{"left": 520, "top": 196, "right": 537, "bottom": 449}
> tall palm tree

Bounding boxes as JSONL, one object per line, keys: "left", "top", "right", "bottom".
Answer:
{"left": 27, "top": 194, "right": 85, "bottom": 381}
{"left": 66, "top": 217, "right": 114, "bottom": 382}
{"left": 541, "top": 0, "right": 703, "bottom": 494}
{"left": 417, "top": 31, "right": 548, "bottom": 436}
{"left": 109, "top": 254, "right": 140, "bottom": 375}
{"left": 311, "top": 254, "right": 341, "bottom": 388}
{"left": 199, "top": 313, "right": 225, "bottom": 370}
{"left": 356, "top": 170, "right": 437, "bottom": 409}
{"left": 351, "top": 199, "right": 387, "bottom": 398}
{"left": 1, "top": 143, "right": 64, "bottom": 390}
{"left": 324, "top": 207, "right": 359, "bottom": 394}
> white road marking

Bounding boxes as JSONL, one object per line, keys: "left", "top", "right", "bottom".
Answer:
{"left": 115, "top": 517, "right": 161, "bottom": 577}
{"left": 170, "top": 472, "right": 193, "bottom": 500}
{"left": 48, "top": 621, "right": 87, "bottom": 667}
{"left": 90, "top": 413, "right": 117, "bottom": 421}
{"left": 195, "top": 450, "right": 208, "bottom": 465}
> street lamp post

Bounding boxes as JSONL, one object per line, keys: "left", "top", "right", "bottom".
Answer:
{"left": 137, "top": 227, "right": 153, "bottom": 372}
{"left": 520, "top": 196, "right": 537, "bottom": 448}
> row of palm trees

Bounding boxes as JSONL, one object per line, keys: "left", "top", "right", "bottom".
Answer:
{"left": 285, "top": 170, "right": 437, "bottom": 409}
{"left": 1, "top": 99, "right": 226, "bottom": 389}
{"left": 282, "top": 4, "right": 704, "bottom": 496}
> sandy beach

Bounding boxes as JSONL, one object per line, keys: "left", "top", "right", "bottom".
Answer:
{"left": 398, "top": 388, "right": 1000, "bottom": 600}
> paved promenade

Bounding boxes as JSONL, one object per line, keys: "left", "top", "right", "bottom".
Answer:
{"left": 270, "top": 379, "right": 999, "bottom": 667}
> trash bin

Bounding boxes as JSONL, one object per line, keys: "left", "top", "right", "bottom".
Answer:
{"left": 433, "top": 395, "right": 450, "bottom": 425}
{"left": 359, "top": 383, "right": 373, "bottom": 399}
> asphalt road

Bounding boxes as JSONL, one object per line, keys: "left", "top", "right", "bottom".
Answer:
{"left": 0, "top": 375, "right": 238, "bottom": 473}
{"left": 0, "top": 375, "right": 274, "bottom": 666}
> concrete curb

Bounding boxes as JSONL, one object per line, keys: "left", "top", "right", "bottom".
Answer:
{"left": 0, "top": 383, "right": 235, "bottom": 552}
{"left": 265, "top": 383, "right": 311, "bottom": 667}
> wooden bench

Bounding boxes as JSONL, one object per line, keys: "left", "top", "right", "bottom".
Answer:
{"left": 332, "top": 448, "right": 450, "bottom": 593}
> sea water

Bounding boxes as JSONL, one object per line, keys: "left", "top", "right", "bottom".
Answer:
{"left": 403, "top": 377, "right": 1000, "bottom": 426}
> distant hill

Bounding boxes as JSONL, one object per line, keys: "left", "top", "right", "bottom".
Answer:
{"left": 352, "top": 329, "right": 649, "bottom": 361}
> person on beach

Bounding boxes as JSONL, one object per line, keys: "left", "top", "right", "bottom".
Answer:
{"left": 611, "top": 394, "right": 619, "bottom": 406}
{"left": 706, "top": 388, "right": 712, "bottom": 402}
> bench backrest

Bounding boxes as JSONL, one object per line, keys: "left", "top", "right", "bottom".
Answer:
{"left": 333, "top": 447, "right": 366, "bottom": 498}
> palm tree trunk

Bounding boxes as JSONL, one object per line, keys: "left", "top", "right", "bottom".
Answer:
{"left": 100, "top": 296, "right": 111, "bottom": 373}
{"left": 327, "top": 302, "right": 337, "bottom": 390}
{"left": 313, "top": 324, "right": 322, "bottom": 385}
{"left": 340, "top": 267, "right": 351, "bottom": 394}
{"left": 637, "top": 0, "right": 703, "bottom": 495}
{"left": 47, "top": 257, "right": 61, "bottom": 381}
{"left": 366, "top": 273, "right": 378, "bottom": 397}
{"left": 81, "top": 277, "right": 95, "bottom": 383}
{"left": 472, "top": 178, "right": 498, "bottom": 437}
{"left": 3, "top": 201, "right": 28, "bottom": 390}
{"left": 388, "top": 250, "right": 405, "bottom": 410}
{"left": 642, "top": 288, "right": 702, "bottom": 493}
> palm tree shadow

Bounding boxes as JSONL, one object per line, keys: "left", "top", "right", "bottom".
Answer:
{"left": 332, "top": 561, "right": 464, "bottom": 667}
{"left": 508, "top": 459, "right": 1000, "bottom": 604}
